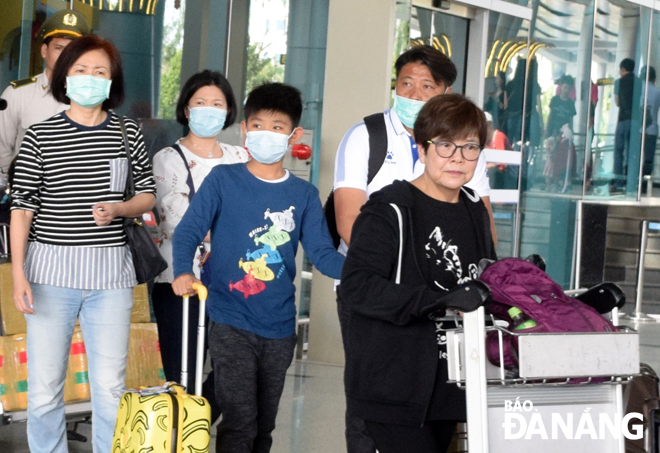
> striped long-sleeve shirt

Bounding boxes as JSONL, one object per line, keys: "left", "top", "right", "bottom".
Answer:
{"left": 11, "top": 112, "right": 157, "bottom": 289}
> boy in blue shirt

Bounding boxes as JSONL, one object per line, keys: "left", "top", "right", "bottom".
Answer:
{"left": 172, "top": 82, "right": 344, "bottom": 452}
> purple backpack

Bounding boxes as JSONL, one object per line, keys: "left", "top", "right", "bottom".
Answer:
{"left": 480, "top": 258, "right": 618, "bottom": 369}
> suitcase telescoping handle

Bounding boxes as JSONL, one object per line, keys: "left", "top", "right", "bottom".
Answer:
{"left": 181, "top": 282, "right": 208, "bottom": 397}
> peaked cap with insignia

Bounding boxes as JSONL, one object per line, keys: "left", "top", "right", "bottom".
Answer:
{"left": 38, "top": 10, "right": 91, "bottom": 42}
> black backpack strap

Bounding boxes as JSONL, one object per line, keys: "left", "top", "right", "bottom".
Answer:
{"left": 171, "top": 144, "right": 196, "bottom": 200}
{"left": 363, "top": 113, "right": 388, "bottom": 185}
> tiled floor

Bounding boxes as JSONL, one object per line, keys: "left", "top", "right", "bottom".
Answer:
{"left": 2, "top": 318, "right": 659, "bottom": 453}
{"left": 0, "top": 361, "right": 347, "bottom": 453}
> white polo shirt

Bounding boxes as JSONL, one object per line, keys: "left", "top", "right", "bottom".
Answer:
{"left": 333, "top": 108, "right": 490, "bottom": 254}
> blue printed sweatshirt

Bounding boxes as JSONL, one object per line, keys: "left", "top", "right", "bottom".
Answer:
{"left": 172, "top": 163, "right": 345, "bottom": 339}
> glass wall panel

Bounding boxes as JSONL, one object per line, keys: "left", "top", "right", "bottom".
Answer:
{"left": 588, "top": 0, "right": 652, "bottom": 199}
{"left": 245, "top": 0, "right": 288, "bottom": 99}
{"left": 410, "top": 6, "right": 469, "bottom": 94}
{"left": 646, "top": 11, "right": 660, "bottom": 186}
{"left": 518, "top": 0, "right": 596, "bottom": 286}
{"left": 393, "top": 0, "right": 412, "bottom": 85}
{"left": 482, "top": 11, "right": 530, "bottom": 259}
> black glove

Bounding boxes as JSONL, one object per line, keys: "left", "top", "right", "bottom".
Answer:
{"left": 424, "top": 280, "right": 491, "bottom": 319}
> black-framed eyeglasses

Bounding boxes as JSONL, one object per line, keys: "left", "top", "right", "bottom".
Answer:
{"left": 426, "top": 140, "right": 482, "bottom": 161}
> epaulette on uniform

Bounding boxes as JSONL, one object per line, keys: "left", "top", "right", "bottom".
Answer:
{"left": 10, "top": 77, "right": 37, "bottom": 89}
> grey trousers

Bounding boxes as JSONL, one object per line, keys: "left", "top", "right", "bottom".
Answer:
{"left": 209, "top": 322, "right": 296, "bottom": 453}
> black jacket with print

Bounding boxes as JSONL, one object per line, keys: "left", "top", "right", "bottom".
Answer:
{"left": 338, "top": 180, "right": 496, "bottom": 426}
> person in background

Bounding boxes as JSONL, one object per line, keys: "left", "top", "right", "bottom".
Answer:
{"left": 152, "top": 70, "right": 249, "bottom": 422}
{"left": 0, "top": 10, "right": 90, "bottom": 173}
{"left": 340, "top": 94, "right": 496, "bottom": 453}
{"left": 546, "top": 74, "right": 576, "bottom": 139}
{"left": 505, "top": 58, "right": 543, "bottom": 150}
{"left": 553, "top": 69, "right": 576, "bottom": 101}
{"left": 640, "top": 66, "right": 660, "bottom": 179}
{"left": 613, "top": 58, "right": 640, "bottom": 191}
{"left": 172, "top": 83, "right": 344, "bottom": 452}
{"left": 10, "top": 35, "right": 156, "bottom": 453}
{"left": 485, "top": 71, "right": 507, "bottom": 135}
{"left": 333, "top": 46, "right": 494, "bottom": 452}
{"left": 485, "top": 111, "right": 514, "bottom": 191}
{"left": 543, "top": 124, "right": 576, "bottom": 192}
{"left": 485, "top": 111, "right": 511, "bottom": 151}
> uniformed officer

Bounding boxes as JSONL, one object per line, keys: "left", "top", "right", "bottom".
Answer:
{"left": 0, "top": 9, "right": 90, "bottom": 172}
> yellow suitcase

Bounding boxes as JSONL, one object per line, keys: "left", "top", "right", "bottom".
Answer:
{"left": 112, "top": 283, "right": 212, "bottom": 452}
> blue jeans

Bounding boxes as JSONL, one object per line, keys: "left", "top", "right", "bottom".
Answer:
{"left": 614, "top": 120, "right": 631, "bottom": 180}
{"left": 26, "top": 284, "right": 133, "bottom": 453}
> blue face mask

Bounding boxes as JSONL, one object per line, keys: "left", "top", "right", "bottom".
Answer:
{"left": 245, "top": 130, "right": 294, "bottom": 164}
{"left": 66, "top": 75, "right": 112, "bottom": 108}
{"left": 393, "top": 94, "right": 426, "bottom": 129}
{"left": 188, "top": 106, "right": 227, "bottom": 138}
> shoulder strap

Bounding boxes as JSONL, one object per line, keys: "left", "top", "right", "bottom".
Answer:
{"left": 120, "top": 116, "right": 135, "bottom": 200}
{"left": 10, "top": 76, "right": 37, "bottom": 89}
{"left": 171, "top": 144, "right": 196, "bottom": 200}
{"left": 364, "top": 113, "right": 388, "bottom": 185}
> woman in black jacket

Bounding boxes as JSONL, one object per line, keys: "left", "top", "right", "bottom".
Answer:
{"left": 339, "top": 94, "right": 496, "bottom": 452}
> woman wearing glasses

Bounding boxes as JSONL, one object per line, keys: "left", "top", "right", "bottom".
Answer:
{"left": 339, "top": 94, "right": 496, "bottom": 453}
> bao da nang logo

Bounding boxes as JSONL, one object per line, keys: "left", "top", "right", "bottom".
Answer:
{"left": 503, "top": 398, "right": 643, "bottom": 440}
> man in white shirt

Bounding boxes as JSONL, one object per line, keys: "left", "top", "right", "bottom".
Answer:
{"left": 333, "top": 45, "right": 494, "bottom": 453}
{"left": 0, "top": 10, "right": 90, "bottom": 172}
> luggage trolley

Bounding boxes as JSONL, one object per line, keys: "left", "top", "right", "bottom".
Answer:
{"left": 446, "top": 302, "right": 640, "bottom": 452}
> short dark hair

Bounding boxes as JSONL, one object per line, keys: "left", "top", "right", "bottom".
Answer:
{"left": 620, "top": 58, "right": 635, "bottom": 73}
{"left": 559, "top": 74, "right": 574, "bottom": 87}
{"left": 414, "top": 94, "right": 487, "bottom": 151}
{"left": 43, "top": 36, "right": 74, "bottom": 46}
{"left": 244, "top": 82, "right": 302, "bottom": 128}
{"left": 642, "top": 66, "right": 656, "bottom": 83}
{"left": 50, "top": 35, "right": 124, "bottom": 110}
{"left": 395, "top": 46, "right": 457, "bottom": 87}
{"left": 175, "top": 70, "right": 237, "bottom": 128}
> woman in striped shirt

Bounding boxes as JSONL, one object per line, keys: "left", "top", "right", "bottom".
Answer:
{"left": 10, "top": 35, "right": 156, "bottom": 453}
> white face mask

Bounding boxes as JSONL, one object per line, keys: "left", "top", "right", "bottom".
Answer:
{"left": 393, "top": 94, "right": 425, "bottom": 129}
{"left": 66, "top": 75, "right": 112, "bottom": 108}
{"left": 188, "top": 106, "right": 227, "bottom": 138}
{"left": 245, "top": 130, "right": 294, "bottom": 164}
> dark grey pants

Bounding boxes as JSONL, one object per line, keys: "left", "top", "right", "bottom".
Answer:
{"left": 337, "top": 296, "right": 377, "bottom": 453}
{"left": 209, "top": 322, "right": 296, "bottom": 453}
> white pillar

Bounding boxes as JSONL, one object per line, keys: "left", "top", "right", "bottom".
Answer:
{"left": 306, "top": 0, "right": 397, "bottom": 364}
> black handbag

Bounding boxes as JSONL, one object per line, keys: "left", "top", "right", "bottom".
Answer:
{"left": 120, "top": 117, "right": 168, "bottom": 284}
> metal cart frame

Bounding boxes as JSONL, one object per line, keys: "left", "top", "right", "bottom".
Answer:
{"left": 447, "top": 307, "right": 640, "bottom": 452}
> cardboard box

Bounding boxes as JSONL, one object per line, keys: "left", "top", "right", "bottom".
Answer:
{"left": 0, "top": 328, "right": 92, "bottom": 412}
{"left": 131, "top": 284, "right": 151, "bottom": 323}
{"left": 0, "top": 333, "right": 28, "bottom": 411}
{"left": 0, "top": 263, "right": 26, "bottom": 336}
{"left": 125, "top": 323, "right": 165, "bottom": 390}
{"left": 0, "top": 323, "right": 165, "bottom": 412}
